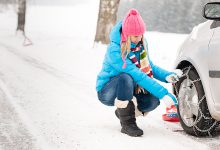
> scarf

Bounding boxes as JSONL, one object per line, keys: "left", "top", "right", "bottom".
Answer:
{"left": 129, "top": 42, "right": 153, "bottom": 93}
{"left": 130, "top": 42, "right": 153, "bottom": 78}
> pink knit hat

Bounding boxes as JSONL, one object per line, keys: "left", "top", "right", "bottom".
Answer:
{"left": 121, "top": 8, "right": 146, "bottom": 43}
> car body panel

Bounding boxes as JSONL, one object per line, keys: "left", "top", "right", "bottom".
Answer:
{"left": 208, "top": 21, "right": 220, "bottom": 118}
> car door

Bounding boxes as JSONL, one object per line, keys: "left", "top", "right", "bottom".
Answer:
{"left": 208, "top": 21, "right": 220, "bottom": 106}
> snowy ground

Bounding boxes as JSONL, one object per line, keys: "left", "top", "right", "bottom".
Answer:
{"left": 0, "top": 1, "right": 220, "bottom": 150}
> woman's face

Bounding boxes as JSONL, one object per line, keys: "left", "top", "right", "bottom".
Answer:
{"left": 130, "top": 35, "right": 142, "bottom": 44}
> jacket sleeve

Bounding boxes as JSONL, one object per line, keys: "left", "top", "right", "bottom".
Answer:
{"left": 106, "top": 44, "right": 168, "bottom": 99}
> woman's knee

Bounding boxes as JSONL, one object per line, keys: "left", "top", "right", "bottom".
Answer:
{"left": 97, "top": 91, "right": 115, "bottom": 106}
{"left": 118, "top": 73, "right": 134, "bottom": 88}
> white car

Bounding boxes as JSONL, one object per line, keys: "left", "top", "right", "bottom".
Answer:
{"left": 174, "top": 2, "right": 220, "bottom": 136}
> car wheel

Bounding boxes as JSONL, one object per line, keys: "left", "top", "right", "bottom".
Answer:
{"left": 174, "top": 66, "right": 219, "bottom": 137}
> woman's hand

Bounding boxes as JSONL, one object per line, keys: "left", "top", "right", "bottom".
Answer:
{"left": 160, "top": 93, "right": 178, "bottom": 108}
{"left": 166, "top": 69, "right": 183, "bottom": 83}
{"left": 136, "top": 86, "right": 147, "bottom": 94}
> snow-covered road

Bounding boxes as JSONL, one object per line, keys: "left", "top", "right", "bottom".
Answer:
{"left": 1, "top": 39, "right": 220, "bottom": 150}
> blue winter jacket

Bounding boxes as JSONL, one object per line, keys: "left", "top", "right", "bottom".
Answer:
{"left": 96, "top": 21, "right": 172, "bottom": 99}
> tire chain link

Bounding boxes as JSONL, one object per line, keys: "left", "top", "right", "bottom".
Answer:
{"left": 173, "top": 66, "right": 220, "bottom": 137}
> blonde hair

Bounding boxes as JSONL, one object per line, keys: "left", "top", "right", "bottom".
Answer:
{"left": 120, "top": 35, "right": 147, "bottom": 59}
{"left": 121, "top": 36, "right": 131, "bottom": 59}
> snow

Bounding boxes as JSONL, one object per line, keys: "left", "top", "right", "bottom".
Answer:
{"left": 0, "top": 1, "right": 219, "bottom": 150}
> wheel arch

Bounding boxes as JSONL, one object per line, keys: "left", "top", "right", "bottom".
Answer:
{"left": 175, "top": 60, "right": 193, "bottom": 70}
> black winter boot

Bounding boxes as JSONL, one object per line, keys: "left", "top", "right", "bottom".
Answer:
{"left": 116, "top": 101, "right": 143, "bottom": 137}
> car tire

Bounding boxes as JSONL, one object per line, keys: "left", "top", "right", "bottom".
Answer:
{"left": 175, "top": 66, "right": 219, "bottom": 137}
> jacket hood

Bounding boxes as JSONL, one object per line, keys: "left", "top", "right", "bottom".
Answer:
{"left": 109, "top": 21, "right": 122, "bottom": 45}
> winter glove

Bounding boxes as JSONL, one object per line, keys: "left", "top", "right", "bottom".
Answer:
{"left": 166, "top": 69, "right": 183, "bottom": 83}
{"left": 160, "top": 93, "right": 178, "bottom": 108}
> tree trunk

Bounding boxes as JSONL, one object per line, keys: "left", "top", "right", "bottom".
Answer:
{"left": 95, "top": 0, "right": 120, "bottom": 44}
{"left": 17, "top": 0, "right": 26, "bottom": 34}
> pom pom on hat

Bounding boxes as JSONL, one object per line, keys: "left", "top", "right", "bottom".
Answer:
{"left": 130, "top": 9, "right": 137, "bottom": 15}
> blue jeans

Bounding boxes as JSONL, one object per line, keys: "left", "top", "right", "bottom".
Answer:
{"left": 97, "top": 73, "right": 160, "bottom": 112}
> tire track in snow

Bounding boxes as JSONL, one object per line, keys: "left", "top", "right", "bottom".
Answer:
{"left": 0, "top": 43, "right": 90, "bottom": 88}
{"left": 0, "top": 43, "right": 96, "bottom": 107}
{"left": 0, "top": 78, "right": 51, "bottom": 150}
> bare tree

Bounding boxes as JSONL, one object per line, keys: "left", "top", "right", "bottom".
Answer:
{"left": 16, "top": 0, "right": 26, "bottom": 34}
{"left": 95, "top": 0, "right": 120, "bottom": 44}
{"left": 16, "top": 0, "right": 33, "bottom": 46}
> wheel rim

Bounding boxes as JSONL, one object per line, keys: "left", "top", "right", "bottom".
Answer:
{"left": 178, "top": 78, "right": 199, "bottom": 127}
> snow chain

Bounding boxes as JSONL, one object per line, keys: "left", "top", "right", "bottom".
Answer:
{"left": 173, "top": 66, "right": 220, "bottom": 137}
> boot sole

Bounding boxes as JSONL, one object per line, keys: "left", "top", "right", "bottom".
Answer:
{"left": 121, "top": 128, "right": 143, "bottom": 137}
